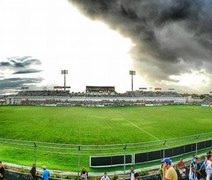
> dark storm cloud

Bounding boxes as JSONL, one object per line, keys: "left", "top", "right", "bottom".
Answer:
{"left": 0, "top": 62, "right": 11, "bottom": 66}
{"left": 69, "top": 0, "right": 212, "bottom": 85}
{"left": 13, "top": 69, "right": 42, "bottom": 74}
{"left": 1, "top": 56, "right": 42, "bottom": 68}
{"left": 0, "top": 56, "right": 41, "bottom": 71}
{"left": 0, "top": 77, "right": 43, "bottom": 89}
{"left": 0, "top": 56, "right": 43, "bottom": 94}
{"left": 0, "top": 56, "right": 42, "bottom": 75}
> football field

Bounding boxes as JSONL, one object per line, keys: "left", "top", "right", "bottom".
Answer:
{"left": 0, "top": 105, "right": 211, "bottom": 170}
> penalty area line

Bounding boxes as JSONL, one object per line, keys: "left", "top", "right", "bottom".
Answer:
{"left": 108, "top": 108, "right": 160, "bottom": 141}
{"left": 126, "top": 120, "right": 160, "bottom": 141}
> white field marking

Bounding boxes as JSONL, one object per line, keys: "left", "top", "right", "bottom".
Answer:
{"left": 125, "top": 119, "right": 161, "bottom": 141}
{"left": 108, "top": 109, "right": 161, "bottom": 141}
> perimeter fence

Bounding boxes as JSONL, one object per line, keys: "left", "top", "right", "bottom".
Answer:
{"left": 0, "top": 132, "right": 212, "bottom": 171}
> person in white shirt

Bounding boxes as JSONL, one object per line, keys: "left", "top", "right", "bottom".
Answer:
{"left": 206, "top": 154, "right": 212, "bottom": 180}
{"left": 130, "top": 166, "right": 135, "bottom": 180}
{"left": 101, "top": 172, "right": 110, "bottom": 180}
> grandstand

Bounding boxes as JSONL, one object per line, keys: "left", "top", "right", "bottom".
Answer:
{"left": 17, "top": 90, "right": 70, "bottom": 96}
{"left": 201, "top": 95, "right": 212, "bottom": 106}
{"left": 86, "top": 86, "right": 116, "bottom": 96}
{"left": 0, "top": 98, "right": 6, "bottom": 105}
{"left": 1, "top": 85, "right": 210, "bottom": 106}
{"left": 3, "top": 87, "right": 203, "bottom": 106}
{"left": 121, "top": 90, "right": 181, "bottom": 97}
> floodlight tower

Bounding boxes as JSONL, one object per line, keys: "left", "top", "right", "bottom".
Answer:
{"left": 129, "top": 70, "right": 136, "bottom": 91}
{"left": 61, "top": 70, "right": 68, "bottom": 91}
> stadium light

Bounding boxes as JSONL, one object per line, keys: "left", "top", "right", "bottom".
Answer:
{"left": 129, "top": 70, "right": 136, "bottom": 91}
{"left": 61, "top": 70, "right": 68, "bottom": 91}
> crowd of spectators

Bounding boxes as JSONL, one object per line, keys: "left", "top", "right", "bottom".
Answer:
{"left": 1, "top": 90, "right": 209, "bottom": 106}
{"left": 189, "top": 151, "right": 212, "bottom": 180}
{"left": 120, "top": 91, "right": 181, "bottom": 97}
{"left": 13, "top": 89, "right": 187, "bottom": 107}
{"left": 70, "top": 90, "right": 182, "bottom": 98}
{"left": 2, "top": 151, "right": 211, "bottom": 180}
{"left": 20, "top": 98, "right": 177, "bottom": 107}
{"left": 17, "top": 90, "right": 70, "bottom": 96}
{"left": 15, "top": 90, "right": 181, "bottom": 98}
{"left": 157, "top": 151, "right": 212, "bottom": 180}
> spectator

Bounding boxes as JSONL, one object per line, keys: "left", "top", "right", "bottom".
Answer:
{"left": 176, "top": 158, "right": 185, "bottom": 169}
{"left": 206, "top": 154, "right": 212, "bottom": 180}
{"left": 189, "top": 156, "right": 198, "bottom": 180}
{"left": 158, "top": 162, "right": 163, "bottom": 178}
{"left": 81, "top": 167, "right": 88, "bottom": 180}
{"left": 195, "top": 156, "right": 206, "bottom": 179}
{"left": 0, "top": 161, "right": 4, "bottom": 180}
{"left": 130, "top": 166, "right": 135, "bottom": 180}
{"left": 101, "top": 172, "right": 110, "bottom": 180}
{"left": 162, "top": 157, "right": 178, "bottom": 180}
{"left": 189, "top": 155, "right": 207, "bottom": 180}
{"left": 134, "top": 172, "right": 139, "bottom": 180}
{"left": 30, "top": 163, "right": 37, "bottom": 180}
{"left": 207, "top": 151, "right": 212, "bottom": 156}
{"left": 176, "top": 158, "right": 186, "bottom": 178}
{"left": 42, "top": 166, "right": 50, "bottom": 180}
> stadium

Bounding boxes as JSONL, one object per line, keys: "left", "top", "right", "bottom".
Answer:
{"left": 1, "top": 0, "right": 212, "bottom": 179}
{"left": 0, "top": 85, "right": 212, "bottom": 179}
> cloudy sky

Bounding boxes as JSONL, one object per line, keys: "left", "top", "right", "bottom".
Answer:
{"left": 0, "top": 0, "right": 212, "bottom": 95}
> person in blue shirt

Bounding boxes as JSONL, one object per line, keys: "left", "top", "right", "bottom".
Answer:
{"left": 42, "top": 166, "right": 50, "bottom": 180}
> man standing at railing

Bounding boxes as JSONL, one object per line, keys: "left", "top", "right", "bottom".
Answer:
{"left": 130, "top": 166, "right": 135, "bottom": 180}
{"left": 162, "top": 157, "right": 178, "bottom": 180}
{"left": 101, "top": 172, "right": 110, "bottom": 180}
{"left": 30, "top": 163, "right": 37, "bottom": 180}
{"left": 42, "top": 166, "right": 50, "bottom": 180}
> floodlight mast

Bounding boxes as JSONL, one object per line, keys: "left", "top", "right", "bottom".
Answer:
{"left": 61, "top": 70, "right": 68, "bottom": 91}
{"left": 129, "top": 70, "right": 136, "bottom": 91}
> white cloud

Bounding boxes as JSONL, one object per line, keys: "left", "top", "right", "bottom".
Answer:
{"left": 0, "top": 0, "right": 141, "bottom": 93}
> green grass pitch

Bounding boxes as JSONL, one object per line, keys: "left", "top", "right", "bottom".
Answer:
{"left": 0, "top": 105, "right": 211, "bottom": 171}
